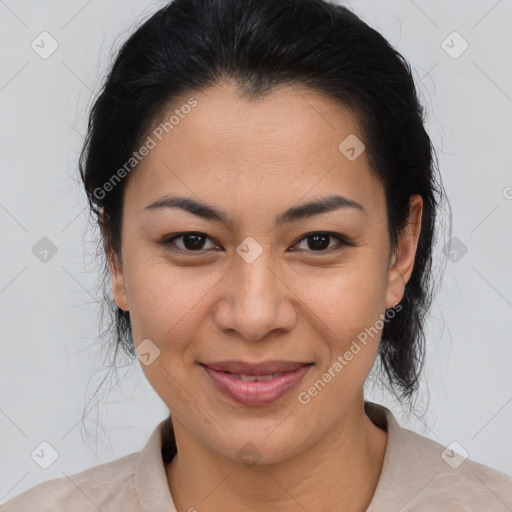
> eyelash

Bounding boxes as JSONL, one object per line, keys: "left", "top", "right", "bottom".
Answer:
{"left": 157, "top": 231, "right": 355, "bottom": 255}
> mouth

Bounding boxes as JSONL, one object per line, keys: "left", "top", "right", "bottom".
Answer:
{"left": 200, "top": 360, "right": 313, "bottom": 406}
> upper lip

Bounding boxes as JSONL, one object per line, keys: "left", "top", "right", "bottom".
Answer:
{"left": 201, "top": 360, "right": 312, "bottom": 375}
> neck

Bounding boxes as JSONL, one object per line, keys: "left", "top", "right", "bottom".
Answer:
{"left": 166, "top": 397, "right": 387, "bottom": 512}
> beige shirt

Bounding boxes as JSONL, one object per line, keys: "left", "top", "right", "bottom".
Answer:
{"left": 2, "top": 401, "right": 511, "bottom": 511}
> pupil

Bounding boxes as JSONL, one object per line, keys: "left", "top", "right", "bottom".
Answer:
{"left": 309, "top": 234, "right": 329, "bottom": 250}
{"left": 184, "top": 234, "right": 204, "bottom": 250}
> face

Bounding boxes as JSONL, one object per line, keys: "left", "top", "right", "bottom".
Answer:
{"left": 107, "top": 82, "right": 422, "bottom": 464}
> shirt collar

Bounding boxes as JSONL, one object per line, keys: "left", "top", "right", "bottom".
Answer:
{"left": 134, "top": 418, "right": 177, "bottom": 512}
{"left": 364, "top": 401, "right": 448, "bottom": 511}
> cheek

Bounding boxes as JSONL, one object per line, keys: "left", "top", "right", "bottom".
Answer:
{"left": 125, "top": 261, "right": 214, "bottom": 405}
{"left": 124, "top": 258, "right": 219, "bottom": 348}
{"left": 295, "top": 269, "right": 386, "bottom": 411}
{"left": 293, "top": 257, "right": 388, "bottom": 340}
{"left": 289, "top": 257, "right": 388, "bottom": 401}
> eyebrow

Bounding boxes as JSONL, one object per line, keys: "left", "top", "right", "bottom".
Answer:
{"left": 144, "top": 194, "right": 365, "bottom": 227}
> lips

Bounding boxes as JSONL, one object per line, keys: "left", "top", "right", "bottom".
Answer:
{"left": 200, "top": 360, "right": 313, "bottom": 406}
{"left": 202, "top": 360, "right": 311, "bottom": 375}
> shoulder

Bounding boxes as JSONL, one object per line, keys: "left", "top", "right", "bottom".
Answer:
{"left": 0, "top": 452, "right": 140, "bottom": 512}
{"left": 366, "top": 402, "right": 512, "bottom": 511}
{"left": 405, "top": 427, "right": 512, "bottom": 510}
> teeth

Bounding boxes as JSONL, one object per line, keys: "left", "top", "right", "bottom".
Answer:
{"left": 256, "top": 374, "right": 273, "bottom": 381}
{"left": 240, "top": 374, "right": 257, "bottom": 382}
{"left": 238, "top": 373, "right": 284, "bottom": 381}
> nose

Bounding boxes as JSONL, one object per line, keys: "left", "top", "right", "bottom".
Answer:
{"left": 212, "top": 253, "right": 298, "bottom": 341}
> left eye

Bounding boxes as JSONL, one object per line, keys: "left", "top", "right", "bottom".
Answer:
{"left": 291, "top": 232, "right": 346, "bottom": 252}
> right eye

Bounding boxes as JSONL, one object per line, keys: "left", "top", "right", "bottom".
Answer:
{"left": 157, "top": 232, "right": 222, "bottom": 253}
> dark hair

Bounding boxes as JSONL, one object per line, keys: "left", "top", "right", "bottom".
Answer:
{"left": 79, "top": 0, "right": 451, "bottom": 440}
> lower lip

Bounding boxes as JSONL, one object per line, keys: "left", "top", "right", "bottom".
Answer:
{"left": 202, "top": 364, "right": 312, "bottom": 406}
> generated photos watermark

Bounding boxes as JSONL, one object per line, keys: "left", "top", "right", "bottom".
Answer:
{"left": 297, "top": 303, "right": 402, "bottom": 405}
{"left": 93, "top": 97, "right": 198, "bottom": 200}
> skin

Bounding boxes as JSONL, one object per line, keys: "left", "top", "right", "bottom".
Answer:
{"left": 106, "top": 81, "right": 423, "bottom": 512}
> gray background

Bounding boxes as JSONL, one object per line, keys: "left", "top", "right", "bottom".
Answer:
{"left": 1, "top": 0, "right": 511, "bottom": 503}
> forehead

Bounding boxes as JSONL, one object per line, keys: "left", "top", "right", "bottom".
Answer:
{"left": 124, "top": 82, "right": 383, "bottom": 217}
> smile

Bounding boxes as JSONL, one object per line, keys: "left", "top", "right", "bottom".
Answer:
{"left": 200, "top": 362, "right": 313, "bottom": 406}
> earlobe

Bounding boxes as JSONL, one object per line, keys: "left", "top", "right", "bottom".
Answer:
{"left": 385, "top": 194, "right": 423, "bottom": 309}
{"left": 100, "top": 208, "right": 129, "bottom": 312}
{"left": 108, "top": 255, "right": 129, "bottom": 312}
{"left": 109, "top": 259, "right": 129, "bottom": 311}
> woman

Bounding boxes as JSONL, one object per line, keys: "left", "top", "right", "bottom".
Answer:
{"left": 3, "top": 0, "right": 511, "bottom": 510}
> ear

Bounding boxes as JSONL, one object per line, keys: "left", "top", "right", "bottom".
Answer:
{"left": 100, "top": 208, "right": 129, "bottom": 312}
{"left": 385, "top": 194, "right": 423, "bottom": 309}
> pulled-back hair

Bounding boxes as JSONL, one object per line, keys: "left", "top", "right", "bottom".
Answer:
{"left": 79, "top": 0, "right": 450, "bottom": 422}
